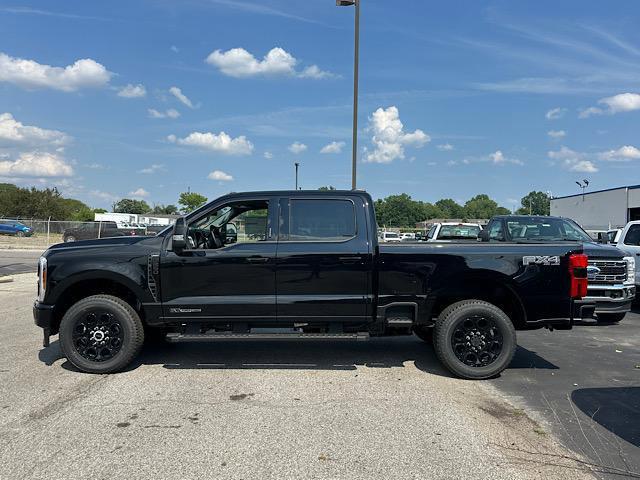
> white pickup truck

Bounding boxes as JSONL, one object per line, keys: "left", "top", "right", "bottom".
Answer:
{"left": 605, "top": 221, "right": 640, "bottom": 289}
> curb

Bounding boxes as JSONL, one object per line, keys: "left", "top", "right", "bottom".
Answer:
{"left": 0, "top": 276, "right": 14, "bottom": 283}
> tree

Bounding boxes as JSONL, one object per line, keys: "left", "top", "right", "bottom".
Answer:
{"left": 463, "top": 194, "right": 509, "bottom": 219}
{"left": 113, "top": 198, "right": 151, "bottom": 214}
{"left": 375, "top": 194, "right": 428, "bottom": 227}
{"left": 152, "top": 204, "right": 179, "bottom": 215}
{"left": 178, "top": 192, "right": 207, "bottom": 213}
{"left": 435, "top": 199, "right": 465, "bottom": 219}
{"left": 516, "top": 191, "right": 550, "bottom": 216}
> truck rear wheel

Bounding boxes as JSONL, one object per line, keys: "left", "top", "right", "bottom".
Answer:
{"left": 434, "top": 300, "right": 516, "bottom": 380}
{"left": 59, "top": 295, "right": 144, "bottom": 374}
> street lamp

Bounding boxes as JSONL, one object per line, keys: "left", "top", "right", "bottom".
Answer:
{"left": 576, "top": 179, "right": 590, "bottom": 201}
{"left": 337, "top": 0, "right": 360, "bottom": 190}
{"left": 295, "top": 162, "right": 300, "bottom": 190}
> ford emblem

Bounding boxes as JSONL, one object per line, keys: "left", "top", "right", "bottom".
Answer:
{"left": 586, "top": 266, "right": 600, "bottom": 281}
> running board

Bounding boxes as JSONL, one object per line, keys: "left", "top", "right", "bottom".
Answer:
{"left": 166, "top": 332, "right": 370, "bottom": 342}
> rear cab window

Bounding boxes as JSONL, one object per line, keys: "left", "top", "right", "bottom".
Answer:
{"left": 284, "top": 199, "right": 356, "bottom": 242}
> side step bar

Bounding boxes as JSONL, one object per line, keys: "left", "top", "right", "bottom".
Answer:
{"left": 166, "top": 332, "right": 370, "bottom": 342}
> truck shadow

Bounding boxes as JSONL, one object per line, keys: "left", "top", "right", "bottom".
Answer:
{"left": 40, "top": 337, "right": 558, "bottom": 377}
{"left": 571, "top": 387, "right": 640, "bottom": 447}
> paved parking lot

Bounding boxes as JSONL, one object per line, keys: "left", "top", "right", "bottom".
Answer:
{"left": 1, "top": 273, "right": 637, "bottom": 479}
{"left": 0, "top": 249, "right": 42, "bottom": 276}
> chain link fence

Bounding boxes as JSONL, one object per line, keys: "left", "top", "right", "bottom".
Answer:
{"left": 0, "top": 218, "right": 171, "bottom": 250}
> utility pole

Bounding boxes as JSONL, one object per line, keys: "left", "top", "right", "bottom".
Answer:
{"left": 337, "top": 0, "right": 361, "bottom": 190}
{"left": 295, "top": 162, "right": 300, "bottom": 190}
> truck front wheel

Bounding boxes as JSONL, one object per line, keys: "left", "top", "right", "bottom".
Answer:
{"left": 434, "top": 300, "right": 516, "bottom": 380}
{"left": 59, "top": 295, "right": 144, "bottom": 374}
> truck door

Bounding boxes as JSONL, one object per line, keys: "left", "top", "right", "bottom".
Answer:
{"left": 160, "top": 197, "right": 277, "bottom": 322}
{"left": 275, "top": 195, "right": 373, "bottom": 324}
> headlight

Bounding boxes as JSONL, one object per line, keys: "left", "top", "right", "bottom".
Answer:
{"left": 38, "top": 257, "right": 47, "bottom": 302}
{"left": 624, "top": 256, "right": 635, "bottom": 286}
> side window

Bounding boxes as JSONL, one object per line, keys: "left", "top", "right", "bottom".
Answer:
{"left": 187, "top": 200, "right": 270, "bottom": 249}
{"left": 426, "top": 225, "right": 436, "bottom": 239}
{"left": 488, "top": 221, "right": 504, "bottom": 241}
{"left": 623, "top": 225, "right": 640, "bottom": 246}
{"left": 288, "top": 199, "right": 356, "bottom": 241}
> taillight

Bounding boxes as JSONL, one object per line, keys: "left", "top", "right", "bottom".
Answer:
{"left": 569, "top": 254, "right": 588, "bottom": 299}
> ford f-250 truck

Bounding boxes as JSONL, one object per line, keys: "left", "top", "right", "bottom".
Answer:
{"left": 33, "top": 190, "right": 594, "bottom": 379}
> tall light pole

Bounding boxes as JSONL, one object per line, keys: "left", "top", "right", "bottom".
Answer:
{"left": 576, "top": 179, "right": 589, "bottom": 201}
{"left": 337, "top": 0, "right": 360, "bottom": 190}
{"left": 295, "top": 162, "right": 300, "bottom": 190}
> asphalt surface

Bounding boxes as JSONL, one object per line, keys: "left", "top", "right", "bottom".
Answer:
{"left": 490, "top": 308, "right": 640, "bottom": 478}
{"left": 0, "top": 274, "right": 596, "bottom": 480}
{"left": 0, "top": 249, "right": 42, "bottom": 276}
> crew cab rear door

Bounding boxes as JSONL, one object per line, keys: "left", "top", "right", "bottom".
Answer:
{"left": 275, "top": 195, "right": 373, "bottom": 323}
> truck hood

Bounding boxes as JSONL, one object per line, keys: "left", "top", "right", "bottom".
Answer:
{"left": 582, "top": 242, "right": 625, "bottom": 259}
{"left": 48, "top": 235, "right": 155, "bottom": 251}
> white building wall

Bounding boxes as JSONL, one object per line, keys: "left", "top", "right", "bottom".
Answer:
{"left": 551, "top": 188, "right": 628, "bottom": 230}
{"left": 94, "top": 212, "right": 137, "bottom": 223}
{"left": 627, "top": 188, "right": 640, "bottom": 208}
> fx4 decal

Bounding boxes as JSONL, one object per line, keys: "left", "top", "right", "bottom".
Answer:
{"left": 522, "top": 255, "right": 561, "bottom": 266}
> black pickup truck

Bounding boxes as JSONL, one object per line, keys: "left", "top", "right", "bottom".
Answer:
{"left": 34, "top": 190, "right": 593, "bottom": 379}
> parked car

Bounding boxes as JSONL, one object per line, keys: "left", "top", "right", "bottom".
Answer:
{"left": 0, "top": 220, "right": 33, "bottom": 237}
{"left": 603, "top": 221, "right": 640, "bottom": 291}
{"left": 425, "top": 222, "right": 482, "bottom": 242}
{"left": 480, "top": 215, "right": 635, "bottom": 323}
{"left": 62, "top": 221, "right": 133, "bottom": 242}
{"left": 35, "top": 190, "right": 594, "bottom": 379}
{"left": 379, "top": 231, "right": 401, "bottom": 243}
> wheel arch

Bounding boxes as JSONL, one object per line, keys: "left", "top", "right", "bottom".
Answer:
{"left": 50, "top": 272, "right": 150, "bottom": 335}
{"left": 428, "top": 273, "right": 527, "bottom": 329}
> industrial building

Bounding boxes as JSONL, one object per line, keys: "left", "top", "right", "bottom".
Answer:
{"left": 550, "top": 185, "right": 640, "bottom": 230}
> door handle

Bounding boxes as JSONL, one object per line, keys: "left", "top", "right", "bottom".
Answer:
{"left": 247, "top": 256, "right": 269, "bottom": 264}
{"left": 339, "top": 256, "right": 362, "bottom": 263}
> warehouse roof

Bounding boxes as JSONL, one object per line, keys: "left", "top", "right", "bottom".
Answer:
{"left": 551, "top": 184, "right": 640, "bottom": 200}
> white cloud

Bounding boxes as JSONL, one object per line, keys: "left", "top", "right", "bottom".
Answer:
{"left": 117, "top": 83, "right": 146, "bottom": 98}
{"left": 205, "top": 47, "right": 334, "bottom": 79}
{"left": 129, "top": 188, "right": 149, "bottom": 198}
{"left": 148, "top": 108, "right": 180, "bottom": 119}
{"left": 170, "top": 45, "right": 179, "bottom": 53}
{"left": 547, "top": 130, "right": 566, "bottom": 139}
{"left": 139, "top": 163, "right": 165, "bottom": 174}
{"left": 168, "top": 131, "right": 254, "bottom": 155}
{"left": 320, "top": 141, "right": 345, "bottom": 154}
{"left": 0, "top": 112, "right": 70, "bottom": 146}
{"left": 0, "top": 52, "right": 111, "bottom": 91}
{"left": 580, "top": 93, "right": 640, "bottom": 118}
{"left": 364, "top": 106, "right": 430, "bottom": 164}
{"left": 208, "top": 170, "right": 234, "bottom": 181}
{"left": 264, "top": 151, "right": 273, "bottom": 159}
{"left": 288, "top": 142, "right": 307, "bottom": 154}
{"left": 298, "top": 65, "right": 336, "bottom": 79}
{"left": 545, "top": 107, "right": 566, "bottom": 120}
{"left": 169, "top": 86, "right": 195, "bottom": 108}
{"left": 0, "top": 151, "right": 73, "bottom": 177}
{"left": 599, "top": 145, "right": 640, "bottom": 162}
{"left": 548, "top": 146, "right": 599, "bottom": 173}
{"left": 489, "top": 150, "right": 524, "bottom": 166}
{"left": 437, "top": 143, "right": 454, "bottom": 151}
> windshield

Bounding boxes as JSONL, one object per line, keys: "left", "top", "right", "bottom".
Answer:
{"left": 506, "top": 217, "right": 592, "bottom": 242}
{"left": 385, "top": 232, "right": 399, "bottom": 239}
{"left": 438, "top": 225, "right": 481, "bottom": 240}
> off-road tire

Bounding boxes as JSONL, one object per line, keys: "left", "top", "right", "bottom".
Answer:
{"left": 434, "top": 299, "right": 516, "bottom": 380}
{"left": 59, "top": 294, "right": 144, "bottom": 373}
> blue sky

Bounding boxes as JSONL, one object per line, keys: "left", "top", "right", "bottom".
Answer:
{"left": 0, "top": 0, "right": 639, "bottom": 210}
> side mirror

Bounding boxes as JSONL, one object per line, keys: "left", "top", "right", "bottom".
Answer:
{"left": 478, "top": 229, "right": 490, "bottom": 242}
{"left": 172, "top": 217, "right": 187, "bottom": 250}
